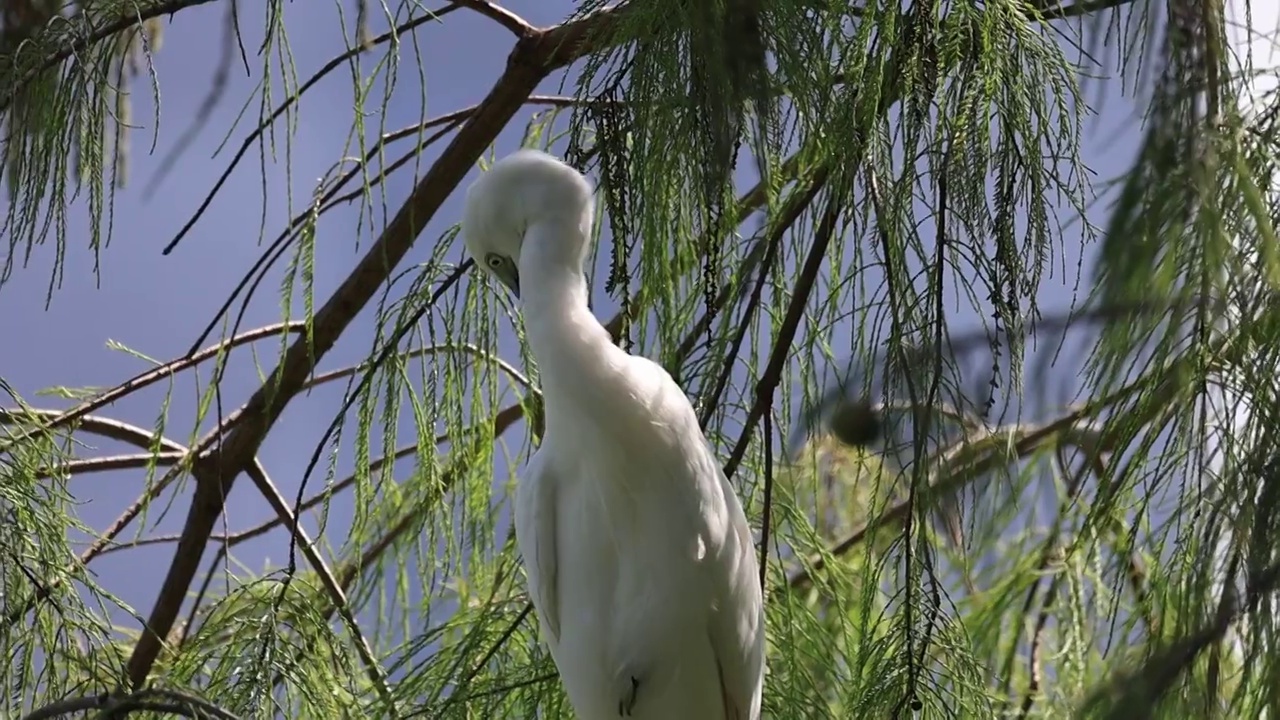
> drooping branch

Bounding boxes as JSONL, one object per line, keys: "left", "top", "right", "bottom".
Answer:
{"left": 0, "top": 0, "right": 222, "bottom": 115}
{"left": 696, "top": 167, "right": 829, "bottom": 430}
{"left": 239, "top": 459, "right": 394, "bottom": 709}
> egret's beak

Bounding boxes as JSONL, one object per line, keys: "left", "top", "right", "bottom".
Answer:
{"left": 497, "top": 266, "right": 521, "bottom": 298}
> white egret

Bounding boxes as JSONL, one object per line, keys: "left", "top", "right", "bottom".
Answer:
{"left": 462, "top": 149, "right": 766, "bottom": 719}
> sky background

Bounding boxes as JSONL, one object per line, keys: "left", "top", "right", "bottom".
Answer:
{"left": 2, "top": 0, "right": 1275, "bottom": 700}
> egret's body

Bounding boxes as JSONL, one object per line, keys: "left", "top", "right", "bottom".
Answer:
{"left": 462, "top": 150, "right": 765, "bottom": 720}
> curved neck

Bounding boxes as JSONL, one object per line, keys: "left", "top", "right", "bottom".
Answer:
{"left": 518, "top": 221, "right": 621, "bottom": 422}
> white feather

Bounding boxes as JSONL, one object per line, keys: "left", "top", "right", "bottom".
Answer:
{"left": 462, "top": 150, "right": 766, "bottom": 720}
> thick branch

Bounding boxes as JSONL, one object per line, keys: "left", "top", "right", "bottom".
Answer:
{"left": 21, "top": 688, "right": 240, "bottom": 720}
{"left": 119, "top": 7, "right": 628, "bottom": 685}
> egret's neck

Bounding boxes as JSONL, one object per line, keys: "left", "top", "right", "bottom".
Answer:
{"left": 518, "top": 220, "right": 618, "bottom": 416}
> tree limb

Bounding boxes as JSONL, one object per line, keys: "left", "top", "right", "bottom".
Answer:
{"left": 120, "top": 4, "right": 636, "bottom": 688}
{"left": 21, "top": 688, "right": 241, "bottom": 720}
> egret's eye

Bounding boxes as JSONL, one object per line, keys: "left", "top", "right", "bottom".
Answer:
{"left": 486, "top": 255, "right": 505, "bottom": 270}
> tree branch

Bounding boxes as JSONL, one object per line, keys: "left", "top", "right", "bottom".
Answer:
{"left": 0, "top": 321, "right": 302, "bottom": 455}
{"left": 21, "top": 688, "right": 241, "bottom": 720}
{"left": 786, "top": 418, "right": 1110, "bottom": 593}
{"left": 696, "top": 168, "right": 828, "bottom": 430}
{"left": 121, "top": 1, "right": 637, "bottom": 690}
{"left": 451, "top": 0, "right": 535, "bottom": 37}
{"left": 714, "top": 193, "right": 845, "bottom": 589}
{"left": 239, "top": 460, "right": 395, "bottom": 712}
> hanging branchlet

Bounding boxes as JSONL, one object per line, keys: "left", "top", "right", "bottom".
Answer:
{"left": 900, "top": 0, "right": 939, "bottom": 133}
{"left": 1, "top": 1, "right": 164, "bottom": 194}
{"left": 592, "top": 81, "right": 638, "bottom": 351}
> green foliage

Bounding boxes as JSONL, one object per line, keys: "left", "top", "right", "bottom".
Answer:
{"left": 0, "top": 0, "right": 165, "bottom": 297}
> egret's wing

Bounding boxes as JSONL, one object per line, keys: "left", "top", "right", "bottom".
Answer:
{"left": 641, "top": 359, "right": 765, "bottom": 718}
{"left": 515, "top": 452, "right": 561, "bottom": 642}
{"left": 705, "top": 467, "right": 766, "bottom": 720}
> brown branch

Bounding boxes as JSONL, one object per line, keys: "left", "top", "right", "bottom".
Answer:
{"left": 696, "top": 168, "right": 828, "bottom": 429}
{"left": 239, "top": 460, "right": 395, "bottom": 711}
{"left": 0, "top": 409, "right": 189, "bottom": 454}
{"left": 670, "top": 153, "right": 806, "bottom": 367}
{"left": 785, "top": 418, "right": 1109, "bottom": 593}
{"left": 0, "top": 322, "right": 303, "bottom": 454}
{"left": 716, "top": 194, "right": 845, "bottom": 589}
{"left": 1010, "top": 444, "right": 1093, "bottom": 718}
{"left": 108, "top": 443, "right": 426, "bottom": 563}
{"left": 1017, "top": 585, "right": 1054, "bottom": 720}
{"left": 451, "top": 0, "right": 536, "bottom": 37}
{"left": 380, "top": 95, "right": 613, "bottom": 148}
{"left": 255, "top": 402, "right": 530, "bottom": 694}
{"left": 21, "top": 687, "right": 241, "bottom": 720}
{"left": 721, "top": 192, "right": 844, "bottom": 481}
{"left": 122, "top": 2, "right": 639, "bottom": 690}
{"left": 1089, "top": 558, "right": 1280, "bottom": 719}
{"left": 36, "top": 451, "right": 184, "bottom": 480}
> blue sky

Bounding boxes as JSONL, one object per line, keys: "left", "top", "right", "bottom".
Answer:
{"left": 0, "top": 0, "right": 1221, "bottom": 692}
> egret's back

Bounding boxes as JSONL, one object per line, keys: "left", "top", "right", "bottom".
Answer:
{"left": 528, "top": 353, "right": 764, "bottom": 720}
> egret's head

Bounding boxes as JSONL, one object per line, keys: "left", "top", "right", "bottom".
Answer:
{"left": 461, "top": 149, "right": 596, "bottom": 298}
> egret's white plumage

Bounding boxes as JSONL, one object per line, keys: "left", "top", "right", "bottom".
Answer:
{"left": 462, "top": 150, "right": 766, "bottom": 720}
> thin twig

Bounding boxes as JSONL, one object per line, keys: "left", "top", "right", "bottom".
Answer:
{"left": 36, "top": 451, "right": 185, "bottom": 480}
{"left": 721, "top": 195, "right": 844, "bottom": 481}
{"left": 239, "top": 460, "right": 395, "bottom": 711}
{"left": 141, "top": 0, "right": 240, "bottom": 198}
{"left": 0, "top": 322, "right": 303, "bottom": 455}
{"left": 696, "top": 169, "right": 827, "bottom": 430}
{"left": 671, "top": 154, "right": 809, "bottom": 368}
{"left": 95, "top": 443, "right": 427, "bottom": 564}
{"left": 723, "top": 195, "right": 846, "bottom": 588}
{"left": 189, "top": 95, "right": 605, "bottom": 355}
{"left": 160, "top": 10, "right": 447, "bottom": 256}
